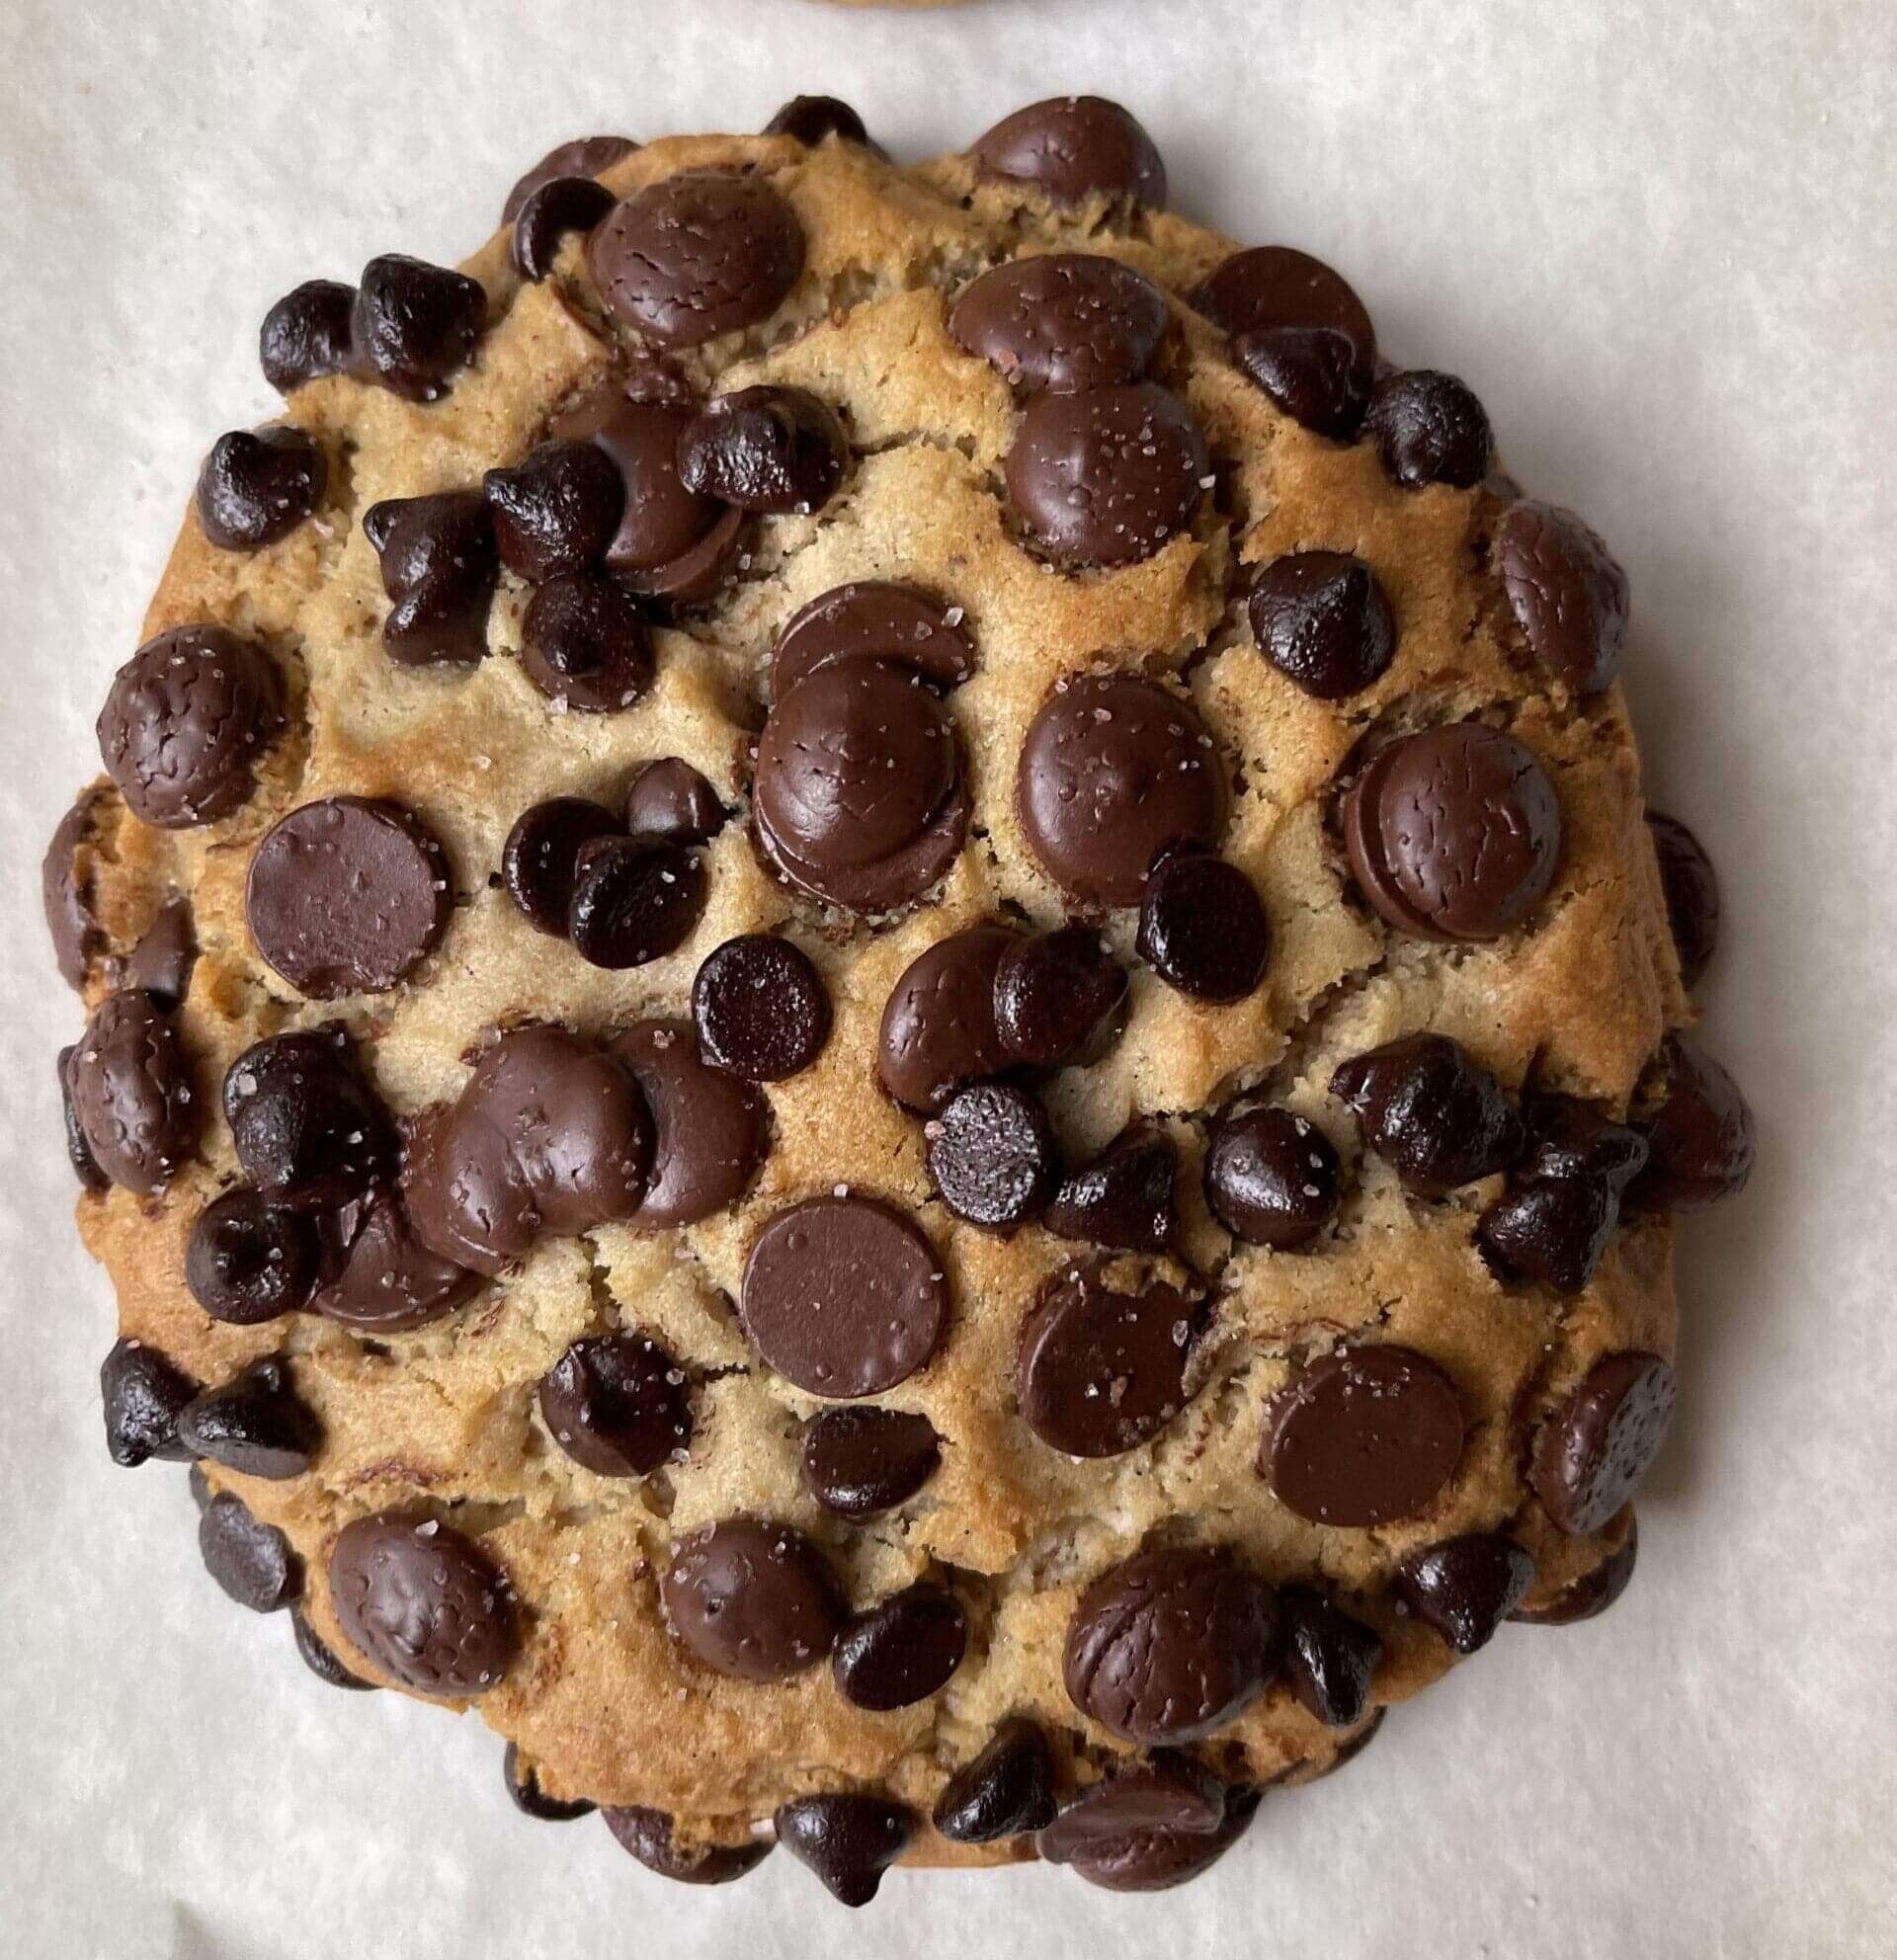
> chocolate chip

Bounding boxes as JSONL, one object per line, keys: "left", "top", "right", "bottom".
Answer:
{"left": 1343, "top": 724, "right": 1562, "bottom": 940}
{"left": 42, "top": 789, "right": 99, "bottom": 989}
{"left": 691, "top": 933, "right": 831, "bottom": 1080}
{"left": 992, "top": 925, "right": 1128, "bottom": 1070}
{"left": 1136, "top": 848, "right": 1271, "bottom": 1002}
{"left": 1264, "top": 1345, "right": 1466, "bottom": 1526}
{"left": 1532, "top": 1352, "right": 1677, "bottom": 1535}
{"left": 1477, "top": 1172, "right": 1620, "bottom": 1294}
{"left": 1331, "top": 1034, "right": 1524, "bottom": 1196}
{"left": 177, "top": 1357, "right": 321, "bottom": 1480}
{"left": 311, "top": 1189, "right": 479, "bottom": 1333}
{"left": 503, "top": 1743, "right": 596, "bottom": 1821}
{"left": 774, "top": 1794, "right": 914, "bottom": 1908}
{"left": 67, "top": 988, "right": 199, "bottom": 1193}
{"left": 401, "top": 1025, "right": 653, "bottom": 1274}
{"left": 660, "top": 1516, "right": 844, "bottom": 1680}
{"left": 877, "top": 925, "right": 1016, "bottom": 1112}
{"left": 1018, "top": 1260, "right": 1201, "bottom": 1457}
{"left": 100, "top": 1337, "right": 198, "bottom": 1467}
{"left": 567, "top": 838, "right": 707, "bottom": 969}
{"left": 1279, "top": 1590, "right": 1382, "bottom": 1728}
{"left": 1060, "top": 1783, "right": 1261, "bottom": 1893}
{"left": 1647, "top": 812, "right": 1720, "bottom": 990}
{"left": 327, "top": 1511, "right": 517, "bottom": 1694}
{"left": 123, "top": 896, "right": 197, "bottom": 1008}
{"left": 677, "top": 385, "right": 847, "bottom": 515}
{"left": 1064, "top": 1547, "right": 1278, "bottom": 1744}
{"left": 510, "top": 175, "right": 616, "bottom": 281}
{"left": 483, "top": 441, "right": 625, "bottom": 583}
{"left": 1511, "top": 1516, "right": 1639, "bottom": 1625}
{"left": 537, "top": 1332, "right": 693, "bottom": 1477}
{"left": 950, "top": 254, "right": 1169, "bottom": 395}
{"left": 1366, "top": 369, "right": 1492, "bottom": 490}
{"left": 741, "top": 1196, "right": 948, "bottom": 1396}
{"left": 1629, "top": 1038, "right": 1756, "bottom": 1210}
{"left": 246, "top": 797, "right": 452, "bottom": 998}
{"left": 772, "top": 580, "right": 976, "bottom": 699}
{"left": 57, "top": 1047, "right": 108, "bottom": 1190}
{"left": 1496, "top": 500, "right": 1629, "bottom": 694}
{"left": 623, "top": 759, "right": 726, "bottom": 847}
{"left": 1006, "top": 383, "right": 1208, "bottom": 568}
{"left": 933, "top": 1719, "right": 1058, "bottom": 1842}
{"left": 588, "top": 172, "right": 803, "bottom": 348}
{"left": 764, "top": 95, "right": 883, "bottom": 154}
{"left": 260, "top": 279, "right": 355, "bottom": 393}
{"left": 97, "top": 624, "right": 282, "bottom": 829}
{"left": 1203, "top": 1106, "right": 1340, "bottom": 1249}
{"left": 1248, "top": 552, "right": 1396, "bottom": 699}
{"left": 186, "top": 1187, "right": 319, "bottom": 1325}
{"left": 223, "top": 1025, "right": 395, "bottom": 1205}
{"left": 1395, "top": 1533, "right": 1534, "bottom": 1653}
{"left": 925, "top": 1082, "right": 1060, "bottom": 1233}
{"left": 1017, "top": 674, "right": 1224, "bottom": 906}
{"left": 502, "top": 135, "right": 636, "bottom": 222}
{"left": 970, "top": 96, "right": 1166, "bottom": 207}
{"left": 1231, "top": 326, "right": 1371, "bottom": 442}
{"left": 199, "top": 1491, "right": 301, "bottom": 1613}
{"left": 833, "top": 1585, "right": 967, "bottom": 1710}
{"left": 799, "top": 1407, "right": 942, "bottom": 1518}
{"left": 1044, "top": 1124, "right": 1177, "bottom": 1254}
{"left": 603, "top": 1807, "right": 773, "bottom": 1884}
{"left": 1035, "top": 1755, "right": 1227, "bottom": 1871}
{"left": 1195, "top": 246, "right": 1376, "bottom": 441}
{"left": 521, "top": 570, "right": 657, "bottom": 711}
{"left": 1516, "top": 1094, "right": 1652, "bottom": 1189}
{"left": 611, "top": 1018, "right": 770, "bottom": 1227}
{"left": 290, "top": 1603, "right": 378, "bottom": 1689}
{"left": 501, "top": 797, "right": 622, "bottom": 936}
{"left": 349, "top": 254, "right": 486, "bottom": 402}
{"left": 196, "top": 426, "right": 326, "bottom": 550}
{"left": 362, "top": 491, "right": 499, "bottom": 666}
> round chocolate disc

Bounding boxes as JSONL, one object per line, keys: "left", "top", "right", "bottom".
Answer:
{"left": 771, "top": 581, "right": 975, "bottom": 700}
{"left": 327, "top": 1512, "right": 517, "bottom": 1696}
{"left": 611, "top": 1018, "right": 769, "bottom": 1227}
{"left": 1531, "top": 1351, "right": 1677, "bottom": 1535}
{"left": 877, "top": 925, "right": 1016, "bottom": 1113}
{"left": 660, "top": 1516, "right": 843, "bottom": 1680}
{"left": 969, "top": 96, "right": 1167, "bottom": 207}
{"left": 950, "top": 253, "right": 1169, "bottom": 395}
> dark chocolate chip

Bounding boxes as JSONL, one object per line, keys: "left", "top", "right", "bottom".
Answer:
{"left": 567, "top": 838, "right": 708, "bottom": 969}
{"left": 1517, "top": 1095, "right": 1651, "bottom": 1189}
{"left": 67, "top": 988, "right": 199, "bottom": 1193}
{"left": 1366, "top": 369, "right": 1492, "bottom": 490}
{"left": 677, "top": 385, "right": 847, "bottom": 515}
{"left": 176, "top": 1357, "right": 321, "bottom": 1481}
{"left": 1233, "top": 326, "right": 1372, "bottom": 441}
{"left": 970, "top": 96, "right": 1166, "bottom": 207}
{"left": 502, "top": 797, "right": 623, "bottom": 936}
{"left": 1062, "top": 1783, "right": 1261, "bottom": 1893}
{"left": 100, "top": 1337, "right": 199, "bottom": 1467}
{"left": 1248, "top": 551, "right": 1396, "bottom": 699}
{"left": 199, "top": 1491, "right": 301, "bottom": 1612}
{"left": 603, "top": 1807, "right": 773, "bottom": 1884}
{"left": 197, "top": 426, "right": 327, "bottom": 550}
{"left": 1136, "top": 848, "right": 1271, "bottom": 1002}
{"left": 327, "top": 1511, "right": 517, "bottom": 1695}
{"left": 520, "top": 570, "right": 656, "bottom": 711}
{"left": 932, "top": 1719, "right": 1058, "bottom": 1842}
{"left": 1511, "top": 1515, "right": 1639, "bottom": 1625}
{"left": 764, "top": 95, "right": 884, "bottom": 156}
{"left": 623, "top": 759, "right": 726, "bottom": 847}
{"left": 1193, "top": 245, "right": 1375, "bottom": 376}
{"left": 1496, "top": 499, "right": 1630, "bottom": 694}
{"left": 692, "top": 933, "right": 832, "bottom": 1080}
{"left": 1035, "top": 1755, "right": 1226, "bottom": 1869}
{"left": 310, "top": 1188, "right": 479, "bottom": 1333}
{"left": 223, "top": 1024, "right": 395, "bottom": 1205}
{"left": 537, "top": 1332, "right": 693, "bottom": 1477}
{"left": 1646, "top": 812, "right": 1721, "bottom": 990}
{"left": 833, "top": 1585, "right": 967, "bottom": 1710}
{"left": 349, "top": 254, "right": 487, "bottom": 402}
{"left": 482, "top": 440, "right": 625, "bottom": 582}
{"left": 290, "top": 1603, "right": 379, "bottom": 1689}
{"left": 660, "top": 1516, "right": 844, "bottom": 1680}
{"left": 42, "top": 789, "right": 100, "bottom": 990}
{"left": 611, "top": 1018, "right": 770, "bottom": 1227}
{"left": 511, "top": 175, "right": 616, "bottom": 282}
{"left": 1044, "top": 1124, "right": 1178, "bottom": 1254}
{"left": 186, "top": 1187, "right": 320, "bottom": 1325}
{"left": 1203, "top": 1106, "right": 1340, "bottom": 1249}
{"left": 123, "top": 896, "right": 197, "bottom": 1008}
{"left": 799, "top": 1407, "right": 942, "bottom": 1518}
{"left": 926, "top": 1081, "right": 1060, "bottom": 1233}
{"left": 950, "top": 253, "right": 1169, "bottom": 395}
{"left": 1532, "top": 1352, "right": 1677, "bottom": 1535}
{"left": 1279, "top": 1589, "right": 1382, "bottom": 1728}
{"left": 260, "top": 279, "right": 356, "bottom": 393}
{"left": 774, "top": 1793, "right": 914, "bottom": 1909}
{"left": 1396, "top": 1533, "right": 1535, "bottom": 1653}
{"left": 363, "top": 490, "right": 498, "bottom": 666}
{"left": 57, "top": 1046, "right": 108, "bottom": 1190}
{"left": 1331, "top": 1033, "right": 1524, "bottom": 1196}
{"left": 771, "top": 581, "right": 975, "bottom": 700}
{"left": 1629, "top": 1038, "right": 1756, "bottom": 1210}
{"left": 502, "top": 135, "right": 636, "bottom": 222}
{"left": 1477, "top": 1174, "right": 1618, "bottom": 1294}
{"left": 877, "top": 925, "right": 1016, "bottom": 1113}
{"left": 503, "top": 1742, "right": 597, "bottom": 1821}
{"left": 992, "top": 925, "right": 1127, "bottom": 1070}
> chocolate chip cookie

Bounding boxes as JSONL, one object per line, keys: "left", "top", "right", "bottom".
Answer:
{"left": 47, "top": 90, "right": 1753, "bottom": 1908}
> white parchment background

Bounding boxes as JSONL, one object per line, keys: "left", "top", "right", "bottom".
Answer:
{"left": 1, "top": 3, "right": 1892, "bottom": 1955}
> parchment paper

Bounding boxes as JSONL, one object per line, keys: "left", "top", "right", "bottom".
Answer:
{"left": 1, "top": 3, "right": 1892, "bottom": 1954}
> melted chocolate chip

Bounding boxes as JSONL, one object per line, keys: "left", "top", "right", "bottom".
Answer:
{"left": 1647, "top": 812, "right": 1721, "bottom": 989}
{"left": 260, "top": 279, "right": 356, "bottom": 393}
{"left": 511, "top": 175, "right": 616, "bottom": 281}
{"left": 970, "top": 96, "right": 1167, "bottom": 207}
{"left": 67, "top": 988, "right": 199, "bottom": 1193}
{"left": 1279, "top": 1590, "right": 1382, "bottom": 1728}
{"left": 764, "top": 95, "right": 883, "bottom": 155}
{"left": 363, "top": 491, "right": 498, "bottom": 666}
{"left": 611, "top": 1018, "right": 770, "bottom": 1227}
{"left": 223, "top": 1025, "right": 395, "bottom": 1205}
{"left": 926, "top": 1081, "right": 1060, "bottom": 1232}
{"left": 123, "top": 896, "right": 197, "bottom": 1008}
{"left": 692, "top": 933, "right": 832, "bottom": 1080}
{"left": 1196, "top": 246, "right": 1376, "bottom": 441}
{"left": 502, "top": 797, "right": 623, "bottom": 936}
{"left": 1395, "top": 1533, "right": 1535, "bottom": 1653}
{"left": 603, "top": 1807, "right": 773, "bottom": 1884}
{"left": 832, "top": 1585, "right": 967, "bottom": 1710}
{"left": 1532, "top": 1352, "right": 1677, "bottom": 1534}
{"left": 311, "top": 1189, "right": 479, "bottom": 1333}
{"left": 483, "top": 440, "right": 625, "bottom": 582}
{"left": 1203, "top": 1106, "right": 1341, "bottom": 1249}
{"left": 772, "top": 581, "right": 975, "bottom": 700}
{"left": 196, "top": 426, "right": 326, "bottom": 550}
{"left": 623, "top": 759, "right": 726, "bottom": 847}
{"left": 775, "top": 1796, "right": 913, "bottom": 1909}
{"left": 950, "top": 254, "right": 1169, "bottom": 395}
{"left": 291, "top": 1604, "right": 379, "bottom": 1689}
{"left": 1137, "top": 848, "right": 1271, "bottom": 1002}
{"left": 1232, "top": 326, "right": 1370, "bottom": 441}
{"left": 1511, "top": 1516, "right": 1639, "bottom": 1625}
{"left": 1366, "top": 369, "right": 1492, "bottom": 490}
{"left": 101, "top": 1337, "right": 199, "bottom": 1467}
{"left": 502, "top": 135, "right": 636, "bottom": 222}
{"left": 933, "top": 1719, "right": 1058, "bottom": 1842}
{"left": 1629, "top": 1038, "right": 1756, "bottom": 1210}
{"left": 328, "top": 1511, "right": 517, "bottom": 1694}
{"left": 992, "top": 925, "right": 1128, "bottom": 1069}
{"left": 503, "top": 1742, "right": 596, "bottom": 1821}
{"left": 567, "top": 838, "right": 708, "bottom": 969}
{"left": 350, "top": 254, "right": 487, "bottom": 402}
{"left": 1248, "top": 551, "right": 1396, "bottom": 699}
{"left": 677, "top": 386, "right": 847, "bottom": 515}
{"left": 1060, "top": 1782, "right": 1261, "bottom": 1893}
{"left": 661, "top": 1517, "right": 844, "bottom": 1680}
{"left": 200, "top": 1492, "right": 301, "bottom": 1613}
{"left": 800, "top": 1407, "right": 942, "bottom": 1518}
{"left": 520, "top": 571, "right": 656, "bottom": 711}
{"left": 1036, "top": 1756, "right": 1229, "bottom": 1882}
{"left": 186, "top": 1187, "right": 319, "bottom": 1325}
{"left": 57, "top": 1047, "right": 108, "bottom": 1190}
{"left": 877, "top": 925, "right": 1016, "bottom": 1113}
{"left": 1331, "top": 1033, "right": 1524, "bottom": 1196}
{"left": 1496, "top": 499, "right": 1630, "bottom": 694}
{"left": 176, "top": 1357, "right": 321, "bottom": 1480}
{"left": 42, "top": 790, "right": 99, "bottom": 990}
{"left": 538, "top": 1332, "right": 693, "bottom": 1477}
{"left": 1044, "top": 1124, "right": 1178, "bottom": 1254}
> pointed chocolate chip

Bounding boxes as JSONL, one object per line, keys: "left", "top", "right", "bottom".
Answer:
{"left": 1366, "top": 369, "right": 1492, "bottom": 489}
{"left": 1279, "top": 1589, "right": 1382, "bottom": 1728}
{"left": 1395, "top": 1533, "right": 1534, "bottom": 1653}
{"left": 123, "top": 896, "right": 197, "bottom": 1008}
{"left": 764, "top": 95, "right": 884, "bottom": 155}
{"left": 520, "top": 570, "right": 655, "bottom": 711}
{"left": 482, "top": 440, "right": 624, "bottom": 582}
{"left": 1629, "top": 1038, "right": 1755, "bottom": 1210}
{"left": 992, "top": 924, "right": 1127, "bottom": 1070}
{"left": 1044, "top": 1124, "right": 1177, "bottom": 1253}
{"left": 660, "top": 1517, "right": 844, "bottom": 1681}
{"left": 774, "top": 1793, "right": 915, "bottom": 1908}
{"left": 223, "top": 1024, "right": 396, "bottom": 1205}
{"left": 176, "top": 1358, "right": 321, "bottom": 1481}
{"left": 623, "top": 759, "right": 726, "bottom": 847}
{"left": 364, "top": 490, "right": 498, "bottom": 666}
{"left": 537, "top": 1332, "right": 693, "bottom": 1477}
{"left": 1496, "top": 499, "right": 1629, "bottom": 694}
{"left": 832, "top": 1586, "right": 967, "bottom": 1710}
{"left": 197, "top": 427, "right": 327, "bottom": 551}
{"left": 677, "top": 386, "right": 847, "bottom": 515}
{"left": 1477, "top": 1175, "right": 1618, "bottom": 1294}
{"left": 350, "top": 254, "right": 486, "bottom": 401}
{"left": 101, "top": 1338, "right": 200, "bottom": 1467}
{"left": 799, "top": 1408, "right": 942, "bottom": 1518}
{"left": 260, "top": 279, "right": 355, "bottom": 393}
{"left": 1248, "top": 551, "right": 1396, "bottom": 699}
{"left": 970, "top": 96, "right": 1166, "bottom": 207}
{"left": 1331, "top": 1033, "right": 1524, "bottom": 1196}
{"left": 1203, "top": 1105, "right": 1340, "bottom": 1249}
{"left": 933, "top": 1718, "right": 1058, "bottom": 1842}
{"left": 199, "top": 1491, "right": 301, "bottom": 1612}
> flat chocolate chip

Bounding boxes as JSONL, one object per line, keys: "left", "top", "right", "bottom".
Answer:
{"left": 992, "top": 925, "right": 1127, "bottom": 1069}
{"left": 1137, "top": 848, "right": 1271, "bottom": 1002}
{"left": 742, "top": 1196, "right": 948, "bottom": 1397}
{"left": 970, "top": 96, "right": 1166, "bottom": 207}
{"left": 328, "top": 1511, "right": 517, "bottom": 1695}
{"left": 588, "top": 172, "right": 803, "bottom": 348}
{"left": 772, "top": 581, "right": 975, "bottom": 700}
{"left": 1264, "top": 1345, "right": 1466, "bottom": 1526}
{"left": 800, "top": 1407, "right": 942, "bottom": 1518}
{"left": 1280, "top": 1590, "right": 1382, "bottom": 1728}
{"left": 567, "top": 838, "right": 707, "bottom": 969}
{"left": 1497, "top": 500, "right": 1630, "bottom": 694}
{"left": 311, "top": 1189, "right": 479, "bottom": 1333}
{"left": 1648, "top": 812, "right": 1720, "bottom": 990}
{"left": 260, "top": 279, "right": 355, "bottom": 393}
{"left": 223, "top": 1024, "right": 395, "bottom": 1205}
{"left": 197, "top": 427, "right": 326, "bottom": 550}
{"left": 123, "top": 896, "right": 197, "bottom": 1008}
{"left": 1248, "top": 552, "right": 1396, "bottom": 699}
{"left": 1532, "top": 1352, "right": 1677, "bottom": 1534}
{"left": 501, "top": 797, "right": 623, "bottom": 936}
{"left": 350, "top": 254, "right": 487, "bottom": 402}
{"left": 1018, "top": 1260, "right": 1201, "bottom": 1457}
{"left": 1331, "top": 1033, "right": 1524, "bottom": 1196}
{"left": 1366, "top": 369, "right": 1492, "bottom": 490}
{"left": 661, "top": 1516, "right": 844, "bottom": 1680}
{"left": 483, "top": 441, "right": 625, "bottom": 582}
{"left": 42, "top": 789, "right": 100, "bottom": 989}
{"left": 537, "top": 1332, "right": 693, "bottom": 1477}
{"left": 774, "top": 1794, "right": 914, "bottom": 1909}
{"left": 926, "top": 1082, "right": 1060, "bottom": 1233}
{"left": 764, "top": 95, "right": 883, "bottom": 155}
{"left": 1044, "top": 1124, "right": 1177, "bottom": 1254}
{"left": 1512, "top": 1516, "right": 1639, "bottom": 1625}
{"left": 186, "top": 1187, "right": 319, "bottom": 1325}
{"left": 247, "top": 797, "right": 452, "bottom": 998}
{"left": 504, "top": 1742, "right": 596, "bottom": 1821}
{"left": 877, "top": 925, "right": 1016, "bottom": 1113}
{"left": 1629, "top": 1038, "right": 1756, "bottom": 1210}
{"left": 521, "top": 571, "right": 656, "bottom": 711}
{"left": 933, "top": 1719, "right": 1058, "bottom": 1842}
{"left": 1062, "top": 1784, "right": 1261, "bottom": 1893}
{"left": 177, "top": 1357, "right": 321, "bottom": 1480}
{"left": 97, "top": 624, "right": 283, "bottom": 829}
{"left": 692, "top": 933, "right": 832, "bottom": 1080}
{"left": 363, "top": 490, "right": 498, "bottom": 666}
{"left": 199, "top": 1491, "right": 301, "bottom": 1613}
{"left": 1395, "top": 1533, "right": 1534, "bottom": 1653}
{"left": 291, "top": 1603, "right": 378, "bottom": 1689}
{"left": 1343, "top": 724, "right": 1562, "bottom": 941}
{"left": 833, "top": 1585, "right": 967, "bottom": 1710}
{"left": 502, "top": 135, "right": 636, "bottom": 222}
{"left": 1064, "top": 1547, "right": 1278, "bottom": 1745}
{"left": 603, "top": 1807, "right": 773, "bottom": 1884}
{"left": 58, "top": 1047, "right": 108, "bottom": 1190}
{"left": 511, "top": 174, "right": 616, "bottom": 281}
{"left": 1006, "top": 383, "right": 1208, "bottom": 568}
{"left": 1204, "top": 1106, "right": 1341, "bottom": 1249}
{"left": 67, "top": 988, "right": 199, "bottom": 1194}
{"left": 1017, "top": 674, "right": 1224, "bottom": 906}
{"left": 101, "top": 1337, "right": 199, "bottom": 1467}
{"left": 677, "top": 386, "right": 847, "bottom": 515}
{"left": 612, "top": 1018, "right": 770, "bottom": 1226}
{"left": 950, "top": 254, "right": 1169, "bottom": 395}
{"left": 623, "top": 759, "right": 726, "bottom": 847}
{"left": 1036, "top": 1755, "right": 1227, "bottom": 1869}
